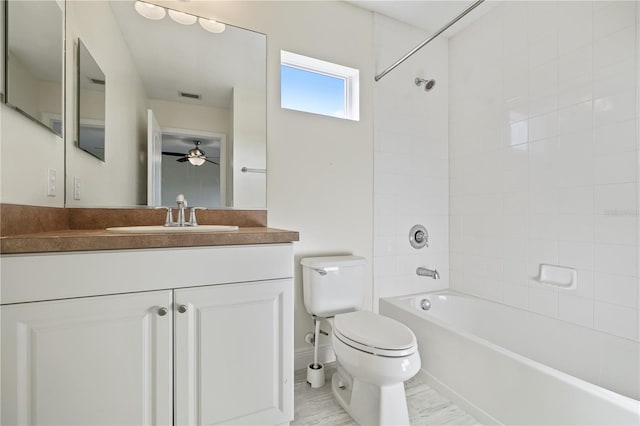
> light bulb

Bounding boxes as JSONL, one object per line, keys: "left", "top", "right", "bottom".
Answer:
{"left": 168, "top": 9, "right": 197, "bottom": 25}
{"left": 198, "top": 17, "right": 226, "bottom": 33}
{"left": 188, "top": 157, "right": 206, "bottom": 166}
{"left": 134, "top": 1, "right": 166, "bottom": 20}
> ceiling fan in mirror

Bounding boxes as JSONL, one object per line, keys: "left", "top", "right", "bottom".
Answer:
{"left": 162, "top": 141, "right": 218, "bottom": 166}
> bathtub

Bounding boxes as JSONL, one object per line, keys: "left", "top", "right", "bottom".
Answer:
{"left": 380, "top": 291, "right": 640, "bottom": 425}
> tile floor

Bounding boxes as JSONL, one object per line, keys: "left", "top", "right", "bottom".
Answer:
{"left": 292, "top": 364, "right": 481, "bottom": 425}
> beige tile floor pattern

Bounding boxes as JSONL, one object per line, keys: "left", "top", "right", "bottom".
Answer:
{"left": 292, "top": 363, "right": 481, "bottom": 426}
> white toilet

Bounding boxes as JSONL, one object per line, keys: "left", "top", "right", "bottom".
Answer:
{"left": 301, "top": 256, "right": 421, "bottom": 426}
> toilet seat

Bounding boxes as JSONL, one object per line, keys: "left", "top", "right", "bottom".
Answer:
{"left": 333, "top": 311, "right": 417, "bottom": 357}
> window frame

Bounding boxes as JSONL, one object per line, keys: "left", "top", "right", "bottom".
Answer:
{"left": 280, "top": 50, "right": 360, "bottom": 121}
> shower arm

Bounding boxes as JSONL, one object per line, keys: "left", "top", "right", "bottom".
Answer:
{"left": 374, "top": 0, "right": 485, "bottom": 82}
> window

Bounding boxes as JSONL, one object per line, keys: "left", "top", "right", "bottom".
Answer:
{"left": 280, "top": 50, "right": 359, "bottom": 121}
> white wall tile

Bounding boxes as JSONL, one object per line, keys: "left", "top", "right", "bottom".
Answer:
{"left": 594, "top": 119, "right": 637, "bottom": 155}
{"left": 594, "top": 183, "right": 638, "bottom": 214}
{"left": 594, "top": 243, "right": 638, "bottom": 276}
{"left": 559, "top": 293, "right": 594, "bottom": 327}
{"left": 594, "top": 91, "right": 637, "bottom": 128}
{"left": 373, "top": 13, "right": 449, "bottom": 301}
{"left": 558, "top": 101, "right": 593, "bottom": 135}
{"left": 558, "top": 215, "right": 594, "bottom": 243}
{"left": 593, "top": 1, "right": 637, "bottom": 41}
{"left": 449, "top": 0, "right": 638, "bottom": 341}
{"left": 595, "top": 271, "right": 639, "bottom": 309}
{"left": 559, "top": 45, "right": 592, "bottom": 89}
{"left": 594, "top": 152, "right": 637, "bottom": 184}
{"left": 594, "top": 301, "right": 638, "bottom": 340}
{"left": 558, "top": 1, "right": 592, "bottom": 54}
{"left": 593, "top": 26, "right": 637, "bottom": 72}
{"left": 558, "top": 186, "right": 594, "bottom": 215}
{"left": 558, "top": 241, "right": 594, "bottom": 270}
{"left": 594, "top": 215, "right": 637, "bottom": 246}
{"left": 594, "top": 59, "right": 637, "bottom": 99}
{"left": 529, "top": 286, "right": 559, "bottom": 318}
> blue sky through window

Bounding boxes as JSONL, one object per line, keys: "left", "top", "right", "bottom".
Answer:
{"left": 281, "top": 65, "right": 346, "bottom": 118}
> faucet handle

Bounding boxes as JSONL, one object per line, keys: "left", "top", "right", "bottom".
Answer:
{"left": 188, "top": 207, "right": 206, "bottom": 226}
{"left": 154, "top": 206, "right": 174, "bottom": 226}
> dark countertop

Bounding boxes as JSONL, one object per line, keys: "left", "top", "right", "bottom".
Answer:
{"left": 1, "top": 227, "right": 299, "bottom": 254}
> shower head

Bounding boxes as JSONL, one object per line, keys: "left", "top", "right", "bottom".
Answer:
{"left": 415, "top": 77, "right": 436, "bottom": 91}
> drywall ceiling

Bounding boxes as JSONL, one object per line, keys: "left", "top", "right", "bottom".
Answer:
{"left": 348, "top": 0, "right": 500, "bottom": 36}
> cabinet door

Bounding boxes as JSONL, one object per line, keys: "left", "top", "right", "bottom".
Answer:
{"left": 1, "top": 291, "right": 173, "bottom": 426}
{"left": 174, "top": 279, "right": 293, "bottom": 425}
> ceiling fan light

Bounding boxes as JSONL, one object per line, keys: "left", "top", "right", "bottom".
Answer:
{"left": 134, "top": 1, "right": 166, "bottom": 20}
{"left": 168, "top": 9, "right": 197, "bottom": 25}
{"left": 188, "top": 156, "right": 206, "bottom": 166}
{"left": 198, "top": 17, "right": 226, "bottom": 33}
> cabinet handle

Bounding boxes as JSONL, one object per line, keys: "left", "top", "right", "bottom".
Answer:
{"left": 158, "top": 307, "right": 168, "bottom": 316}
{"left": 177, "top": 304, "right": 188, "bottom": 314}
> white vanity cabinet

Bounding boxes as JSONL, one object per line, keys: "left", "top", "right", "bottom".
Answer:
{"left": 0, "top": 244, "right": 294, "bottom": 426}
{"left": 1, "top": 290, "right": 174, "bottom": 425}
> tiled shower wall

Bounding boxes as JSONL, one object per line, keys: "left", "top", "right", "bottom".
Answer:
{"left": 373, "top": 14, "right": 449, "bottom": 308}
{"left": 449, "top": 1, "right": 639, "bottom": 340}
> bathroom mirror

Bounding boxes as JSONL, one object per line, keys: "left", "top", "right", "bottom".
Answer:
{"left": 3, "top": 0, "right": 64, "bottom": 136}
{"left": 77, "top": 39, "right": 106, "bottom": 161}
{"left": 65, "top": 1, "right": 267, "bottom": 209}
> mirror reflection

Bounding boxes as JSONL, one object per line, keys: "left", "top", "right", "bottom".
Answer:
{"left": 66, "top": 1, "right": 267, "bottom": 209}
{"left": 4, "top": 0, "right": 63, "bottom": 135}
{"left": 77, "top": 39, "right": 106, "bottom": 161}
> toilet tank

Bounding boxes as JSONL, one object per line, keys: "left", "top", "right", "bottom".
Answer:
{"left": 301, "top": 256, "right": 366, "bottom": 317}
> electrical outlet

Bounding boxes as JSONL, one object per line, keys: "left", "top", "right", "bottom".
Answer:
{"left": 47, "top": 168, "right": 56, "bottom": 197}
{"left": 73, "top": 176, "right": 81, "bottom": 200}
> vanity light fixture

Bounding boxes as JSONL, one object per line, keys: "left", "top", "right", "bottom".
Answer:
{"left": 134, "top": 1, "right": 166, "bottom": 20}
{"left": 199, "top": 17, "right": 226, "bottom": 33}
{"left": 168, "top": 9, "right": 197, "bottom": 25}
{"left": 134, "top": 1, "right": 225, "bottom": 34}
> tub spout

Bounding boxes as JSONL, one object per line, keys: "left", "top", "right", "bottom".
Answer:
{"left": 417, "top": 267, "right": 439, "bottom": 279}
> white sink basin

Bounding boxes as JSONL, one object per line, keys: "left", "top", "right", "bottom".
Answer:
{"left": 106, "top": 225, "right": 239, "bottom": 234}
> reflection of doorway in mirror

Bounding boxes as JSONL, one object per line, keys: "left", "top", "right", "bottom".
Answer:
{"left": 159, "top": 128, "right": 226, "bottom": 208}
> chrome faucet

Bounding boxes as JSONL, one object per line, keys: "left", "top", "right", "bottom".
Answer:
{"left": 155, "top": 194, "right": 205, "bottom": 227}
{"left": 176, "top": 194, "right": 187, "bottom": 226}
{"left": 417, "top": 267, "right": 440, "bottom": 279}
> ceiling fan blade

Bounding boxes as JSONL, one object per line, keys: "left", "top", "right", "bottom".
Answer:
{"left": 205, "top": 159, "right": 219, "bottom": 165}
{"left": 177, "top": 157, "right": 189, "bottom": 162}
{"left": 162, "top": 152, "right": 185, "bottom": 157}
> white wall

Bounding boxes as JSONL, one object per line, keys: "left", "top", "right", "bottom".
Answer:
{"left": 153, "top": 0, "right": 374, "bottom": 351}
{"left": 0, "top": 106, "right": 64, "bottom": 207}
{"left": 148, "top": 98, "right": 230, "bottom": 135}
{"left": 231, "top": 87, "right": 266, "bottom": 208}
{"left": 65, "top": 1, "right": 148, "bottom": 207}
{"left": 373, "top": 14, "right": 450, "bottom": 309}
{"left": 449, "top": 1, "right": 639, "bottom": 341}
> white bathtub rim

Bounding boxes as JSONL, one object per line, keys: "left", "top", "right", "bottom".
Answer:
{"left": 399, "top": 289, "right": 639, "bottom": 345}
{"left": 381, "top": 291, "right": 640, "bottom": 414}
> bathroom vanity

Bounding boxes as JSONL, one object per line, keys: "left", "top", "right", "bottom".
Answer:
{"left": 0, "top": 216, "right": 297, "bottom": 426}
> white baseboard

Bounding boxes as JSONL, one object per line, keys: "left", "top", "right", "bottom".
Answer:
{"left": 294, "top": 345, "right": 336, "bottom": 371}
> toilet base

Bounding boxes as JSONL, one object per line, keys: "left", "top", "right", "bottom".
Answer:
{"left": 331, "top": 364, "right": 410, "bottom": 426}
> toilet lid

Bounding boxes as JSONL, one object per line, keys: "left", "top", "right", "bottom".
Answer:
{"left": 334, "top": 311, "right": 417, "bottom": 357}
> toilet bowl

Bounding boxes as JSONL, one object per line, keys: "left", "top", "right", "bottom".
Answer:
{"left": 300, "top": 256, "right": 421, "bottom": 425}
{"left": 329, "top": 310, "right": 420, "bottom": 426}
